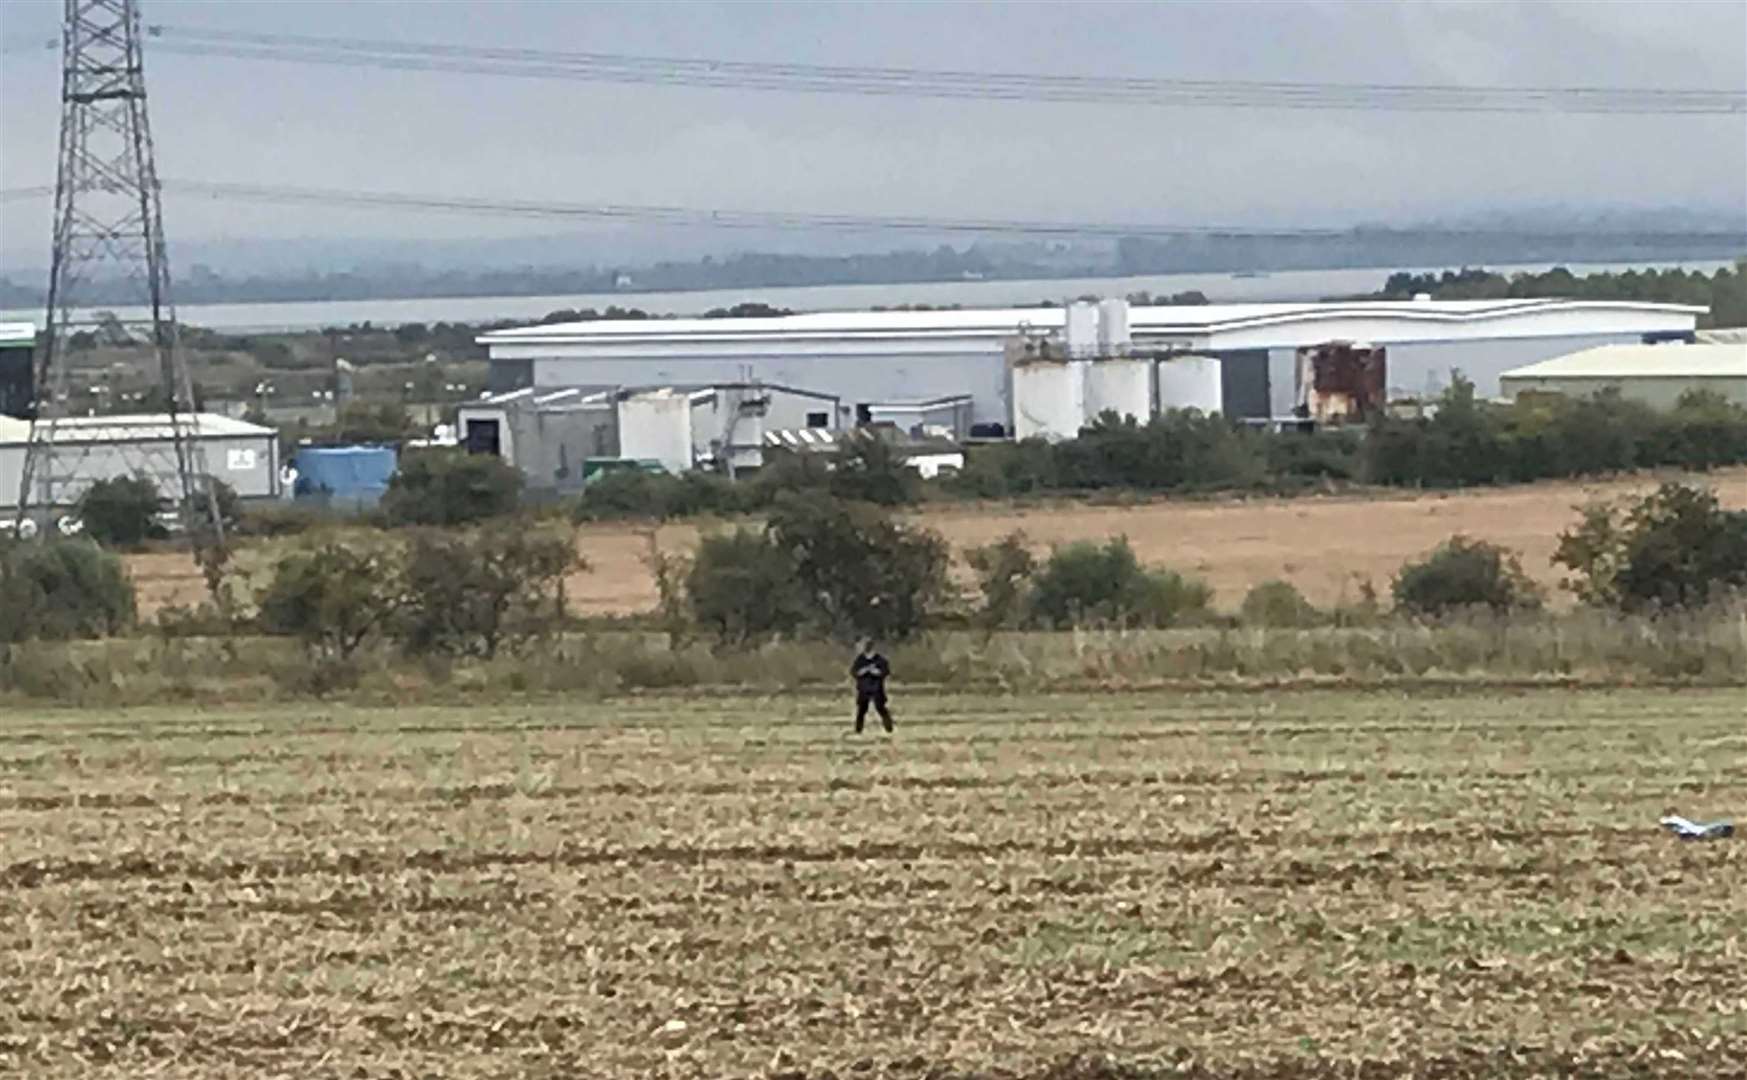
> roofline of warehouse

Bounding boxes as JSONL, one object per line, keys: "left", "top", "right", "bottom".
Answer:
{"left": 477, "top": 298, "right": 1707, "bottom": 347}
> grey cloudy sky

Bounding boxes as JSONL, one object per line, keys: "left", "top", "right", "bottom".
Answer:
{"left": 1, "top": 0, "right": 1744, "bottom": 268}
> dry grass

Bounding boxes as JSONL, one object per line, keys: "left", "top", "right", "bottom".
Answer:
{"left": 122, "top": 467, "right": 1747, "bottom": 619}
{"left": 3, "top": 688, "right": 1744, "bottom": 1077}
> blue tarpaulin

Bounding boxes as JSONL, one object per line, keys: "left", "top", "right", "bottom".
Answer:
{"left": 292, "top": 446, "right": 397, "bottom": 509}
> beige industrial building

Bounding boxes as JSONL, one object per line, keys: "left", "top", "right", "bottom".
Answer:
{"left": 1499, "top": 342, "right": 1747, "bottom": 409}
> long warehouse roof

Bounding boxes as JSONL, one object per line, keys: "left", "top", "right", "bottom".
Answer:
{"left": 0, "top": 412, "right": 273, "bottom": 446}
{"left": 479, "top": 298, "right": 1707, "bottom": 346}
{"left": 1502, "top": 342, "right": 1747, "bottom": 380}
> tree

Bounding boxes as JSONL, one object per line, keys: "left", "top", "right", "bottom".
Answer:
{"left": 256, "top": 537, "right": 403, "bottom": 661}
{"left": 381, "top": 450, "right": 523, "bottom": 527}
{"left": 1392, "top": 536, "right": 1542, "bottom": 616}
{"left": 1554, "top": 483, "right": 1747, "bottom": 611}
{"left": 397, "top": 523, "right": 578, "bottom": 658}
{"left": 1025, "top": 538, "right": 1211, "bottom": 628}
{"left": 684, "top": 529, "right": 811, "bottom": 646}
{"left": 965, "top": 532, "right": 1036, "bottom": 630}
{"left": 765, "top": 495, "right": 950, "bottom": 642}
{"left": 0, "top": 539, "right": 136, "bottom": 641}
{"left": 76, "top": 475, "right": 166, "bottom": 547}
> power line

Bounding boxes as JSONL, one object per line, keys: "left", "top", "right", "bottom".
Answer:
{"left": 4, "top": 179, "right": 1742, "bottom": 246}
{"left": 137, "top": 25, "right": 1745, "bottom": 116}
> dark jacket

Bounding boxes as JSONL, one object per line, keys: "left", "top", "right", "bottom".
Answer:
{"left": 851, "top": 652, "right": 890, "bottom": 695}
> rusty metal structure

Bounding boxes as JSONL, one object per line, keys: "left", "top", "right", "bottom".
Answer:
{"left": 1295, "top": 342, "right": 1387, "bottom": 425}
{"left": 14, "top": 0, "right": 227, "bottom": 594}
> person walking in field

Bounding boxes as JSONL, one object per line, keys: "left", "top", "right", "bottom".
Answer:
{"left": 851, "top": 638, "right": 894, "bottom": 734}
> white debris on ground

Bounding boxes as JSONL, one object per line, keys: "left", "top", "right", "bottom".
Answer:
{"left": 1660, "top": 815, "right": 1735, "bottom": 840}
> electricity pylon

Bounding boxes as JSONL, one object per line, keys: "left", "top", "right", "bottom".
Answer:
{"left": 13, "top": 0, "right": 227, "bottom": 599}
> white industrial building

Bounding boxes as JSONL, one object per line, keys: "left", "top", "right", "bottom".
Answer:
{"left": 1500, "top": 342, "right": 1747, "bottom": 408}
{"left": 456, "top": 381, "right": 852, "bottom": 488}
{"left": 479, "top": 297, "right": 1705, "bottom": 435}
{"left": 1, "top": 413, "right": 280, "bottom": 517}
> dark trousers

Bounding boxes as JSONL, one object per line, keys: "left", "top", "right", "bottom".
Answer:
{"left": 855, "top": 689, "right": 893, "bottom": 733}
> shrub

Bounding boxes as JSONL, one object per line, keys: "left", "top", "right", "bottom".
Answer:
{"left": 685, "top": 529, "right": 811, "bottom": 646}
{"left": 398, "top": 522, "right": 579, "bottom": 658}
{"left": 256, "top": 535, "right": 403, "bottom": 661}
{"left": 1241, "top": 580, "right": 1321, "bottom": 628}
{"left": 1366, "top": 378, "right": 1747, "bottom": 490}
{"left": 1026, "top": 538, "right": 1212, "bottom": 628}
{"left": 0, "top": 539, "right": 136, "bottom": 641}
{"left": 573, "top": 469, "right": 747, "bottom": 522}
{"left": 1054, "top": 410, "right": 1268, "bottom": 492}
{"left": 827, "top": 435, "right": 920, "bottom": 506}
{"left": 236, "top": 501, "right": 347, "bottom": 538}
{"left": 381, "top": 450, "right": 523, "bottom": 526}
{"left": 942, "top": 439, "right": 1060, "bottom": 499}
{"left": 766, "top": 494, "right": 951, "bottom": 642}
{"left": 1265, "top": 429, "right": 1364, "bottom": 486}
{"left": 197, "top": 478, "right": 243, "bottom": 534}
{"left": 1555, "top": 482, "right": 1747, "bottom": 611}
{"left": 965, "top": 532, "right": 1037, "bottom": 629}
{"left": 76, "top": 475, "right": 166, "bottom": 546}
{"left": 1392, "top": 535, "right": 1542, "bottom": 616}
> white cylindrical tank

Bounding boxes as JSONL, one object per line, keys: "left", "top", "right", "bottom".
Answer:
{"left": 1083, "top": 357, "right": 1152, "bottom": 424}
{"left": 1157, "top": 355, "right": 1224, "bottom": 414}
{"left": 1063, "top": 301, "right": 1099, "bottom": 357}
{"left": 1096, "top": 298, "right": 1131, "bottom": 353}
{"left": 617, "top": 390, "right": 694, "bottom": 473}
{"left": 1010, "top": 358, "right": 1086, "bottom": 441}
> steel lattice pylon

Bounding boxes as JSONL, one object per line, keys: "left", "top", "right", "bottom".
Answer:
{"left": 13, "top": 0, "right": 227, "bottom": 595}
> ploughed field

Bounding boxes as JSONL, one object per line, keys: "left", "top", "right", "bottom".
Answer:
{"left": 3, "top": 689, "right": 1745, "bottom": 1078}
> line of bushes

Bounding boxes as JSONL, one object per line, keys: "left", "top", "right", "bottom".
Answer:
{"left": 6, "top": 483, "right": 1742, "bottom": 702}
{"left": 553, "top": 383, "right": 1747, "bottom": 524}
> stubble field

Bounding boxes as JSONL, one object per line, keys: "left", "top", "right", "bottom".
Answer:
{"left": 3, "top": 688, "right": 1745, "bottom": 1078}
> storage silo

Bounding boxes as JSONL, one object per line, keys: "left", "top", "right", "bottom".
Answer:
{"left": 1063, "top": 301, "right": 1099, "bottom": 356}
{"left": 1009, "top": 353, "right": 1087, "bottom": 441}
{"left": 1096, "top": 298, "right": 1132, "bottom": 353}
{"left": 1157, "top": 355, "right": 1224, "bottom": 414}
{"left": 1083, "top": 357, "right": 1153, "bottom": 423}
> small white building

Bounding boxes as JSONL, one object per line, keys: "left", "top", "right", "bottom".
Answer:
{"left": 1499, "top": 342, "right": 1747, "bottom": 409}
{"left": 0, "top": 412, "right": 280, "bottom": 514}
{"left": 480, "top": 298, "right": 1704, "bottom": 431}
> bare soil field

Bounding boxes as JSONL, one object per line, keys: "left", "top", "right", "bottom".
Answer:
{"left": 125, "top": 468, "right": 1747, "bottom": 619}
{"left": 3, "top": 688, "right": 1744, "bottom": 1077}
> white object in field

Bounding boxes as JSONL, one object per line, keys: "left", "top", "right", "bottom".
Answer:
{"left": 1063, "top": 301, "right": 1099, "bottom": 357}
{"left": 1660, "top": 815, "right": 1734, "bottom": 840}
{"left": 1097, "top": 298, "right": 1132, "bottom": 352}
{"left": 1157, "top": 355, "right": 1224, "bottom": 414}
{"left": 1010, "top": 355, "right": 1086, "bottom": 442}
{"left": 617, "top": 389, "right": 694, "bottom": 474}
{"left": 1083, "top": 356, "right": 1152, "bottom": 423}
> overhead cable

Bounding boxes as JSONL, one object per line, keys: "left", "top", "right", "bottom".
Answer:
{"left": 136, "top": 25, "right": 1746, "bottom": 116}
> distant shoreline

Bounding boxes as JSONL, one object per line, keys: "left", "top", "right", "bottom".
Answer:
{"left": 0, "top": 256, "right": 1735, "bottom": 333}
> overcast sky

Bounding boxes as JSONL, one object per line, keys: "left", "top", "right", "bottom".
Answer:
{"left": 1, "top": 0, "right": 1744, "bottom": 270}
